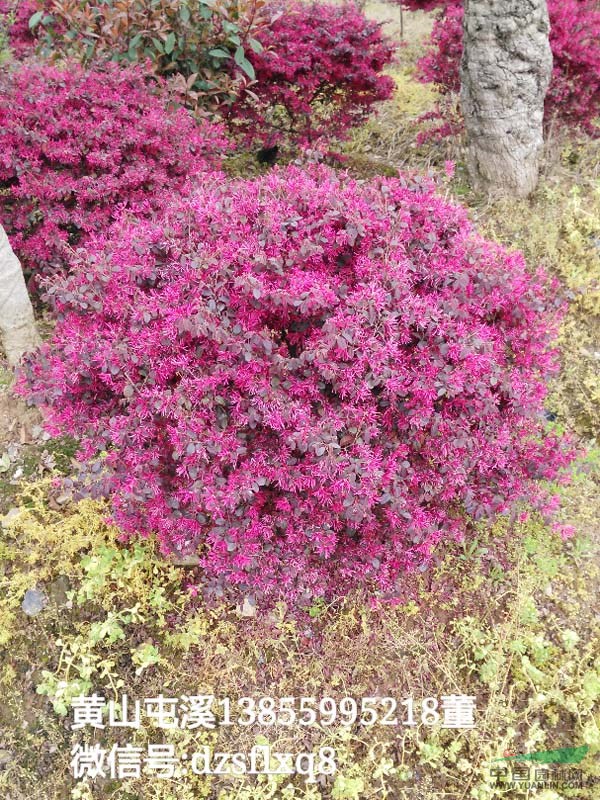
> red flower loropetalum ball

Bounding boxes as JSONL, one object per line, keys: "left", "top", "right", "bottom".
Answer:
{"left": 225, "top": 1, "right": 396, "bottom": 146}
{"left": 20, "top": 165, "right": 573, "bottom": 604}
{"left": 0, "top": 60, "right": 230, "bottom": 285}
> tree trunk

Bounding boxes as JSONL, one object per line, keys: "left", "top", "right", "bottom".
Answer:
{"left": 0, "top": 224, "right": 40, "bottom": 366}
{"left": 460, "top": 0, "right": 553, "bottom": 198}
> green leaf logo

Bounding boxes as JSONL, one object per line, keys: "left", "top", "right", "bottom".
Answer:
{"left": 494, "top": 745, "right": 589, "bottom": 764}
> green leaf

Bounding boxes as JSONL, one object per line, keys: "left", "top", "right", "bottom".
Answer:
{"left": 28, "top": 10, "right": 44, "bottom": 30}
{"left": 128, "top": 34, "right": 142, "bottom": 60}
{"left": 164, "top": 31, "right": 176, "bottom": 55}
{"left": 332, "top": 775, "right": 365, "bottom": 800}
{"left": 53, "top": 700, "right": 68, "bottom": 717}
{"left": 85, "top": 41, "right": 96, "bottom": 62}
{"left": 239, "top": 58, "right": 256, "bottom": 80}
{"left": 151, "top": 37, "right": 164, "bottom": 53}
{"left": 583, "top": 670, "right": 600, "bottom": 702}
{"left": 208, "top": 48, "right": 230, "bottom": 59}
{"left": 249, "top": 37, "right": 264, "bottom": 54}
{"left": 179, "top": 5, "right": 190, "bottom": 23}
{"left": 234, "top": 46, "right": 255, "bottom": 80}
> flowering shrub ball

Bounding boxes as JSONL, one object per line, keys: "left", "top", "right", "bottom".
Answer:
{"left": 0, "top": 61, "right": 229, "bottom": 282}
{"left": 411, "top": 0, "right": 600, "bottom": 138}
{"left": 21, "top": 165, "right": 572, "bottom": 602}
{"left": 225, "top": 1, "right": 395, "bottom": 146}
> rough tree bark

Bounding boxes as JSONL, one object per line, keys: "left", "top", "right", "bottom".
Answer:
{"left": 0, "top": 224, "right": 40, "bottom": 366}
{"left": 460, "top": 0, "right": 553, "bottom": 198}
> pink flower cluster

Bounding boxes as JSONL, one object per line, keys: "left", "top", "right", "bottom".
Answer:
{"left": 400, "top": 0, "right": 600, "bottom": 138}
{"left": 415, "top": 1, "right": 461, "bottom": 95}
{"left": 545, "top": 0, "right": 600, "bottom": 137}
{"left": 20, "top": 165, "right": 573, "bottom": 603}
{"left": 0, "top": 0, "right": 38, "bottom": 58}
{"left": 225, "top": 1, "right": 396, "bottom": 146}
{"left": 0, "top": 61, "right": 229, "bottom": 282}
{"left": 399, "top": 0, "right": 446, "bottom": 10}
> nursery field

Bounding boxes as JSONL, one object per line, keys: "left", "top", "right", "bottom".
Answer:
{"left": 0, "top": 1, "right": 599, "bottom": 799}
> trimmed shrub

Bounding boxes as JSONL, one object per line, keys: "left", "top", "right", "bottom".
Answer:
{"left": 21, "top": 165, "right": 572, "bottom": 603}
{"left": 225, "top": 1, "right": 396, "bottom": 146}
{"left": 0, "top": 61, "right": 229, "bottom": 282}
{"left": 412, "top": 0, "right": 600, "bottom": 138}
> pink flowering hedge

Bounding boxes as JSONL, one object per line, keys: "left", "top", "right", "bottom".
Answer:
{"left": 409, "top": 0, "right": 600, "bottom": 138}
{"left": 225, "top": 1, "right": 396, "bottom": 146}
{"left": 21, "top": 165, "right": 571, "bottom": 603}
{"left": 0, "top": 61, "right": 229, "bottom": 283}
